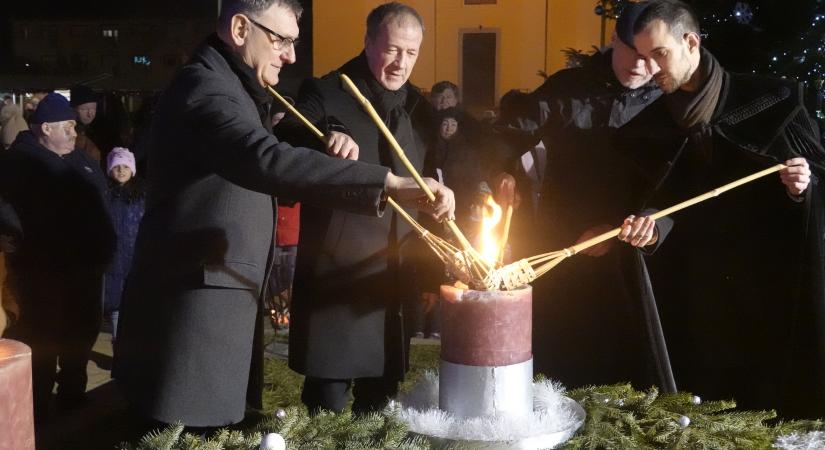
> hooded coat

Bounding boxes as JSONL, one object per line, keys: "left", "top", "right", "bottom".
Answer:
{"left": 525, "top": 49, "right": 676, "bottom": 392}
{"left": 617, "top": 66, "right": 825, "bottom": 418}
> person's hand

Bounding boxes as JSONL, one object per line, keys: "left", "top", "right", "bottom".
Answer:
{"left": 780, "top": 157, "right": 810, "bottom": 197}
{"left": 617, "top": 215, "right": 658, "bottom": 248}
{"left": 325, "top": 131, "right": 359, "bottom": 160}
{"left": 576, "top": 224, "right": 615, "bottom": 257}
{"left": 421, "top": 292, "right": 438, "bottom": 313}
{"left": 0, "top": 234, "right": 18, "bottom": 254}
{"left": 385, "top": 173, "right": 455, "bottom": 222}
{"left": 491, "top": 172, "right": 522, "bottom": 210}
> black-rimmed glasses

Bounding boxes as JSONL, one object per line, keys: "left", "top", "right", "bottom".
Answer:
{"left": 248, "top": 18, "right": 299, "bottom": 50}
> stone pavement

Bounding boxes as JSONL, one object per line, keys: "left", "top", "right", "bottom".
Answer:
{"left": 87, "top": 330, "right": 114, "bottom": 390}
{"left": 34, "top": 330, "right": 133, "bottom": 450}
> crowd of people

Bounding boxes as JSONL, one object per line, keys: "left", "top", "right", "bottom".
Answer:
{"left": 0, "top": 0, "right": 824, "bottom": 439}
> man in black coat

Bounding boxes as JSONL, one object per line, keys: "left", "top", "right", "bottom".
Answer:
{"left": 0, "top": 93, "right": 115, "bottom": 422}
{"left": 112, "top": 0, "right": 454, "bottom": 428}
{"left": 277, "top": 2, "right": 435, "bottom": 414}
{"left": 622, "top": 0, "right": 825, "bottom": 418}
{"left": 522, "top": 4, "right": 679, "bottom": 393}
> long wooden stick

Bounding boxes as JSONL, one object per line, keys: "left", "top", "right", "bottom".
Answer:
{"left": 267, "top": 85, "right": 479, "bottom": 279}
{"left": 561, "top": 163, "right": 787, "bottom": 256}
{"left": 498, "top": 205, "right": 514, "bottom": 266}
{"left": 491, "top": 163, "right": 790, "bottom": 290}
{"left": 266, "top": 86, "right": 326, "bottom": 143}
{"left": 338, "top": 73, "right": 488, "bottom": 275}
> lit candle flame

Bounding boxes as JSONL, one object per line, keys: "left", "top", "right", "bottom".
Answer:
{"left": 480, "top": 195, "right": 503, "bottom": 267}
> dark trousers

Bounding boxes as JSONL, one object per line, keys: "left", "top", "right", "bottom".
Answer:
{"left": 301, "top": 376, "right": 399, "bottom": 414}
{"left": 4, "top": 267, "right": 103, "bottom": 422}
{"left": 406, "top": 296, "right": 440, "bottom": 336}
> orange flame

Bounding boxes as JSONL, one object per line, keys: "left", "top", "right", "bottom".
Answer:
{"left": 480, "top": 195, "right": 503, "bottom": 267}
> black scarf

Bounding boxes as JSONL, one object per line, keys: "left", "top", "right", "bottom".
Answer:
{"left": 208, "top": 34, "right": 273, "bottom": 130}
{"left": 665, "top": 47, "right": 723, "bottom": 130}
{"left": 338, "top": 52, "right": 416, "bottom": 177}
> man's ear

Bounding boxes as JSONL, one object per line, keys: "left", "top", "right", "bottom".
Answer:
{"left": 685, "top": 31, "right": 701, "bottom": 55}
{"left": 39, "top": 122, "right": 52, "bottom": 137}
{"left": 230, "top": 14, "right": 250, "bottom": 46}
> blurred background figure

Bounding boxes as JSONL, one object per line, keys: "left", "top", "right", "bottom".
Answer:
{"left": 429, "top": 80, "right": 459, "bottom": 111}
{"left": 70, "top": 84, "right": 102, "bottom": 163}
{"left": 0, "top": 103, "right": 29, "bottom": 150}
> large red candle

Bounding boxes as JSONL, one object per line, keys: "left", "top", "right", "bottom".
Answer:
{"left": 0, "top": 339, "right": 35, "bottom": 450}
{"left": 440, "top": 284, "right": 532, "bottom": 367}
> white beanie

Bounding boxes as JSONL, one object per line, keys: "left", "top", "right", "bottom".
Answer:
{"left": 107, "top": 147, "right": 136, "bottom": 176}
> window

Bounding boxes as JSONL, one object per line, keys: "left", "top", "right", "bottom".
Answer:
{"left": 72, "top": 25, "right": 89, "bottom": 37}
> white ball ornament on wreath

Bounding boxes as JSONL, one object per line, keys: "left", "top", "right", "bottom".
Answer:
{"left": 691, "top": 395, "right": 702, "bottom": 405}
{"left": 261, "top": 432, "right": 287, "bottom": 450}
{"left": 678, "top": 415, "right": 691, "bottom": 427}
{"left": 275, "top": 408, "right": 287, "bottom": 419}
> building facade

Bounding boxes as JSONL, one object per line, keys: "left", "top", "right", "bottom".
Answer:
{"left": 4, "top": 18, "right": 215, "bottom": 92}
{"left": 313, "top": 0, "right": 614, "bottom": 112}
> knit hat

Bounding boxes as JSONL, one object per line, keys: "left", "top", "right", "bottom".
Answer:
{"left": 29, "top": 92, "right": 77, "bottom": 124}
{"left": 616, "top": 1, "right": 652, "bottom": 48}
{"left": 107, "top": 147, "right": 137, "bottom": 176}
{"left": 69, "top": 84, "right": 100, "bottom": 107}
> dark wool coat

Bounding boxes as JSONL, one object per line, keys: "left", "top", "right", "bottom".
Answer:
{"left": 523, "top": 50, "right": 677, "bottom": 392}
{"left": 104, "top": 183, "right": 145, "bottom": 313}
{"left": 0, "top": 131, "right": 114, "bottom": 274}
{"left": 278, "top": 53, "right": 434, "bottom": 381}
{"left": 112, "top": 37, "right": 391, "bottom": 427}
{"left": 618, "top": 70, "right": 825, "bottom": 419}
{"left": 0, "top": 133, "right": 114, "bottom": 412}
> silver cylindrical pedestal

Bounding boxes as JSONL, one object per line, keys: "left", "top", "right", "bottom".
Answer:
{"left": 439, "top": 358, "right": 534, "bottom": 419}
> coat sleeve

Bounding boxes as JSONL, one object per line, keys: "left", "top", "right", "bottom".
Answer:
{"left": 183, "top": 79, "right": 390, "bottom": 216}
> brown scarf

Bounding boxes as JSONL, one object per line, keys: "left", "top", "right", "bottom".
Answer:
{"left": 665, "top": 47, "right": 724, "bottom": 130}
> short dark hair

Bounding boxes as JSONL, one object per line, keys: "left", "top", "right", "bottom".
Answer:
{"left": 437, "top": 106, "right": 461, "bottom": 123}
{"left": 219, "top": 0, "right": 303, "bottom": 26}
{"left": 366, "top": 2, "right": 424, "bottom": 42}
{"left": 633, "top": 0, "right": 699, "bottom": 40}
{"left": 431, "top": 81, "right": 459, "bottom": 97}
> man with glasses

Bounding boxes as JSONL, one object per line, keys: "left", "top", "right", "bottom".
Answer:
{"left": 277, "top": 2, "right": 434, "bottom": 414}
{"left": 113, "top": 0, "right": 455, "bottom": 428}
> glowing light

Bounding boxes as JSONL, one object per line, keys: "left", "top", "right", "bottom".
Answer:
{"left": 479, "top": 195, "right": 503, "bottom": 267}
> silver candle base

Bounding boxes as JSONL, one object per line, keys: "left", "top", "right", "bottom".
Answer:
{"left": 392, "top": 372, "right": 585, "bottom": 449}
{"left": 440, "top": 358, "right": 534, "bottom": 419}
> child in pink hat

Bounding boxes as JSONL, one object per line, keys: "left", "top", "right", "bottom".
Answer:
{"left": 104, "top": 147, "right": 145, "bottom": 342}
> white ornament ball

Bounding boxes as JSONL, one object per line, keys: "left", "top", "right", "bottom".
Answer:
{"left": 678, "top": 415, "right": 691, "bottom": 427}
{"left": 261, "top": 432, "right": 286, "bottom": 450}
{"left": 275, "top": 408, "right": 287, "bottom": 419}
{"left": 691, "top": 395, "right": 702, "bottom": 405}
